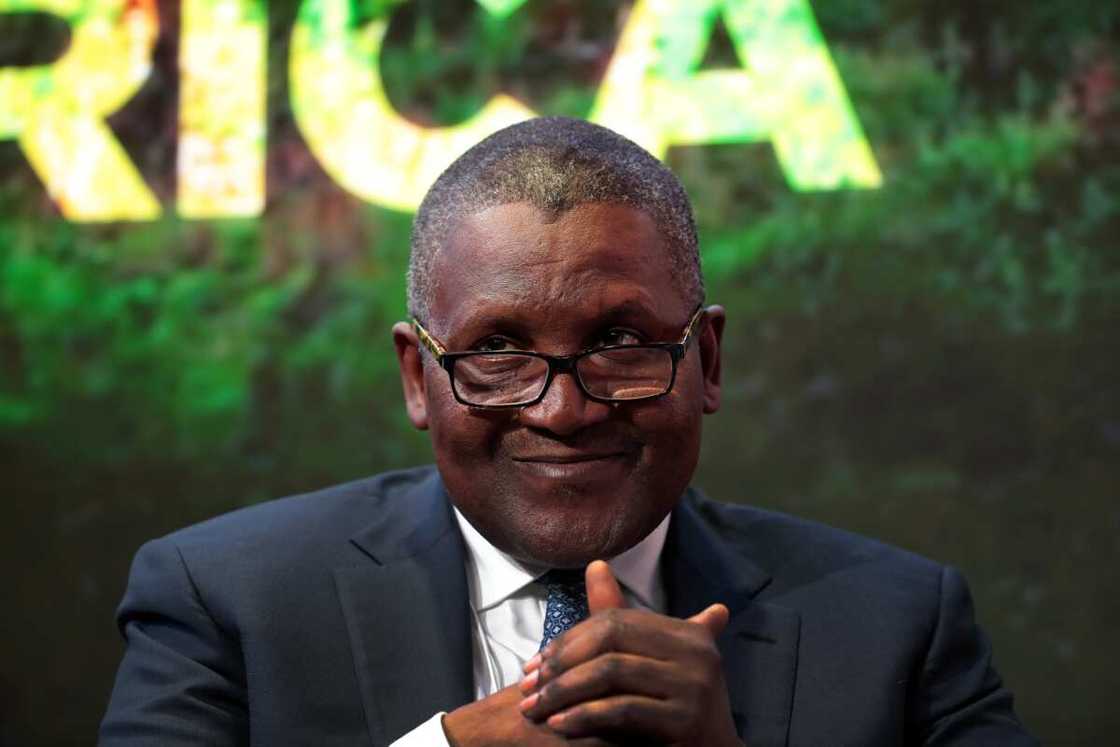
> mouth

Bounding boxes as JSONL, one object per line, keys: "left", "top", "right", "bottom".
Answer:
{"left": 509, "top": 449, "right": 635, "bottom": 484}
{"left": 512, "top": 452, "right": 626, "bottom": 464}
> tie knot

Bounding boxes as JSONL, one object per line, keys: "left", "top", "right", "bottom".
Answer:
{"left": 541, "top": 567, "right": 586, "bottom": 589}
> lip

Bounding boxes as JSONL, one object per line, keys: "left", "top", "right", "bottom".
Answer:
{"left": 512, "top": 453, "right": 625, "bottom": 464}
{"left": 510, "top": 453, "right": 630, "bottom": 482}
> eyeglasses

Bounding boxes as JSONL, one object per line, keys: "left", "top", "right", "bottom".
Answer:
{"left": 412, "top": 306, "right": 706, "bottom": 409}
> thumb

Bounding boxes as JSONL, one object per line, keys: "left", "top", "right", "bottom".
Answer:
{"left": 585, "top": 560, "right": 627, "bottom": 614}
{"left": 688, "top": 603, "right": 730, "bottom": 638}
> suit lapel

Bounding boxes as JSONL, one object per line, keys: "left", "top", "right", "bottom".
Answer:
{"left": 334, "top": 472, "right": 474, "bottom": 745}
{"left": 333, "top": 475, "right": 801, "bottom": 745}
{"left": 667, "top": 492, "right": 801, "bottom": 747}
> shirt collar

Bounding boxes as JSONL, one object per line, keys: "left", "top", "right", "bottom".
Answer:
{"left": 453, "top": 507, "right": 670, "bottom": 612}
{"left": 453, "top": 507, "right": 544, "bottom": 611}
{"left": 609, "top": 512, "right": 670, "bottom": 610}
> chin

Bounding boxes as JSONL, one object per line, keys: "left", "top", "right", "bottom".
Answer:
{"left": 504, "top": 504, "right": 643, "bottom": 568}
{"left": 518, "top": 536, "right": 608, "bottom": 568}
{"left": 451, "top": 472, "right": 674, "bottom": 567}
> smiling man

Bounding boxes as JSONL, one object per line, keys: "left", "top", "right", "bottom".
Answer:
{"left": 101, "top": 118, "right": 1037, "bottom": 746}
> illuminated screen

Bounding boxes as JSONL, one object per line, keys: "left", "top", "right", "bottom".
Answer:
{"left": 2, "top": 0, "right": 878, "bottom": 220}
{"left": 0, "top": 1, "right": 1116, "bottom": 744}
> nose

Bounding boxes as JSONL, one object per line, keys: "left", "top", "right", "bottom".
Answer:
{"left": 516, "top": 369, "right": 612, "bottom": 436}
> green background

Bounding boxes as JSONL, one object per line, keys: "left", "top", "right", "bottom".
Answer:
{"left": 2, "top": 1, "right": 1117, "bottom": 743}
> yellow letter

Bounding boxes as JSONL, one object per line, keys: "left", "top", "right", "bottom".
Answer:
{"left": 590, "top": 0, "right": 881, "bottom": 190}
{"left": 0, "top": 0, "right": 161, "bottom": 220}
{"left": 177, "top": 0, "right": 267, "bottom": 218}
{"left": 289, "top": 0, "right": 535, "bottom": 213}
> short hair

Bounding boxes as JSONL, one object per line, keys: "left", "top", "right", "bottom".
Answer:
{"left": 407, "top": 117, "right": 703, "bottom": 323}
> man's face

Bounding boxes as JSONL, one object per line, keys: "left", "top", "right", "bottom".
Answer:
{"left": 394, "top": 202, "right": 724, "bottom": 568}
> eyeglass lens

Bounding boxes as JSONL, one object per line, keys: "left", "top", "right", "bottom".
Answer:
{"left": 454, "top": 353, "right": 547, "bottom": 405}
{"left": 452, "top": 348, "right": 674, "bottom": 406}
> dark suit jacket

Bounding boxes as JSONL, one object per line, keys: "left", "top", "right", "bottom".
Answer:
{"left": 100, "top": 466, "right": 1036, "bottom": 746}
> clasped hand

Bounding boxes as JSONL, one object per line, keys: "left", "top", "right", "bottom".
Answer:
{"left": 442, "top": 561, "right": 743, "bottom": 747}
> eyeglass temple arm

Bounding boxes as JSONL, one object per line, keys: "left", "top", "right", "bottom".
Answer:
{"left": 679, "top": 306, "right": 706, "bottom": 345}
{"left": 412, "top": 319, "right": 447, "bottom": 359}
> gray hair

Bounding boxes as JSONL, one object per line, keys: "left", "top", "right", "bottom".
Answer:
{"left": 407, "top": 117, "right": 703, "bottom": 322}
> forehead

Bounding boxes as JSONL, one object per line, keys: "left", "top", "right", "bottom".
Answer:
{"left": 429, "top": 202, "right": 687, "bottom": 335}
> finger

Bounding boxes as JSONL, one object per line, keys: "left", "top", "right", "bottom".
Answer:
{"left": 519, "top": 652, "right": 674, "bottom": 721}
{"left": 586, "top": 560, "right": 626, "bottom": 614}
{"left": 688, "top": 603, "right": 730, "bottom": 638}
{"left": 531, "top": 610, "right": 704, "bottom": 685}
{"left": 545, "top": 694, "right": 687, "bottom": 742}
{"left": 523, "top": 563, "right": 623, "bottom": 678}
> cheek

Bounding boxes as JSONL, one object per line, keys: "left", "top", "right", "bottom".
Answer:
{"left": 631, "top": 395, "right": 703, "bottom": 495}
{"left": 429, "top": 409, "right": 497, "bottom": 463}
{"left": 424, "top": 374, "right": 506, "bottom": 465}
{"left": 638, "top": 387, "right": 703, "bottom": 447}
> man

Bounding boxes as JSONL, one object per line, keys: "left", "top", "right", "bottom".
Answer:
{"left": 101, "top": 117, "right": 1037, "bottom": 746}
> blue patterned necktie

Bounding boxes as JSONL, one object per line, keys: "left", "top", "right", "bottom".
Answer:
{"left": 538, "top": 568, "right": 590, "bottom": 651}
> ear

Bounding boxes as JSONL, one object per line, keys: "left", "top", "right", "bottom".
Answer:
{"left": 392, "top": 321, "right": 430, "bottom": 430}
{"left": 698, "top": 305, "right": 725, "bottom": 415}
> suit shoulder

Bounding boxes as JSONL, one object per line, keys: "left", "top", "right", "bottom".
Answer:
{"left": 151, "top": 465, "right": 437, "bottom": 559}
{"left": 685, "top": 490, "right": 944, "bottom": 592}
{"left": 122, "top": 466, "right": 441, "bottom": 630}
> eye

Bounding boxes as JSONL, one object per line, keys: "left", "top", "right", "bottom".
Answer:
{"left": 473, "top": 336, "right": 520, "bottom": 352}
{"left": 599, "top": 328, "right": 643, "bottom": 347}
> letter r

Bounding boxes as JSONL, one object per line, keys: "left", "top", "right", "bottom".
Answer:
{"left": 0, "top": 0, "right": 161, "bottom": 220}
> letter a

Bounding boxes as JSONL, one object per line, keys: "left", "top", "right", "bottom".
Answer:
{"left": 590, "top": 0, "right": 881, "bottom": 190}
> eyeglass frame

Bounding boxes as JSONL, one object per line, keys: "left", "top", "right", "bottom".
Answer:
{"left": 411, "top": 305, "right": 707, "bottom": 409}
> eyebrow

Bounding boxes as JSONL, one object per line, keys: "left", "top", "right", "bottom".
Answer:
{"left": 593, "top": 299, "right": 665, "bottom": 325}
{"left": 444, "top": 297, "right": 669, "bottom": 345}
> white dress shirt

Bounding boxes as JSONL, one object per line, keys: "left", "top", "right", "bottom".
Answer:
{"left": 390, "top": 508, "right": 670, "bottom": 746}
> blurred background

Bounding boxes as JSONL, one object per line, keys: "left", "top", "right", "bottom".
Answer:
{"left": 1, "top": 0, "right": 1117, "bottom": 743}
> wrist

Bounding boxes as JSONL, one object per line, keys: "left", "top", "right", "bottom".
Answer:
{"left": 441, "top": 709, "right": 467, "bottom": 747}
{"left": 442, "top": 701, "right": 509, "bottom": 747}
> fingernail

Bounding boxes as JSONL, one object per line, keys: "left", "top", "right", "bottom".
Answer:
{"left": 523, "top": 653, "right": 541, "bottom": 672}
{"left": 519, "top": 668, "right": 539, "bottom": 693}
{"left": 518, "top": 692, "right": 539, "bottom": 713}
{"left": 547, "top": 712, "right": 566, "bottom": 730}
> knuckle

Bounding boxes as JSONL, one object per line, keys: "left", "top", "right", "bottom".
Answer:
{"left": 697, "top": 640, "right": 722, "bottom": 673}
{"left": 601, "top": 653, "right": 624, "bottom": 684}
{"left": 670, "top": 702, "right": 694, "bottom": 734}
{"left": 601, "top": 701, "right": 628, "bottom": 729}
{"left": 602, "top": 611, "right": 626, "bottom": 646}
{"left": 613, "top": 699, "right": 639, "bottom": 727}
{"left": 543, "top": 652, "right": 567, "bottom": 679}
{"left": 681, "top": 668, "right": 705, "bottom": 693}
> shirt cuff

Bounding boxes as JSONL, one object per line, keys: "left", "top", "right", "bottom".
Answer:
{"left": 389, "top": 712, "right": 452, "bottom": 747}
